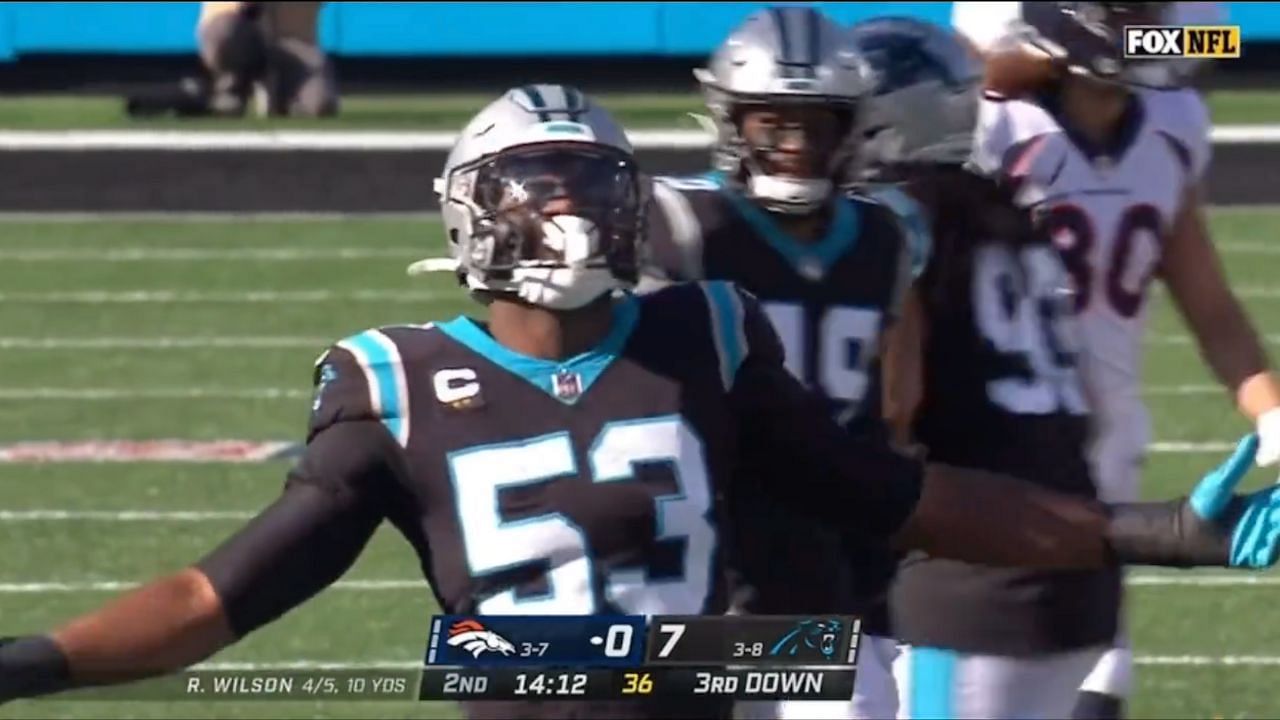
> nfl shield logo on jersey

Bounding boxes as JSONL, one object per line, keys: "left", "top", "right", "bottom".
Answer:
{"left": 797, "top": 256, "right": 825, "bottom": 282}
{"left": 552, "top": 369, "right": 583, "bottom": 402}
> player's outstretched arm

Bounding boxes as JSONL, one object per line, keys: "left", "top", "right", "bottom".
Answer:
{"left": 0, "top": 420, "right": 395, "bottom": 703}
{"left": 901, "top": 434, "right": 1280, "bottom": 570}
{"left": 1161, "top": 183, "right": 1280, "bottom": 465}
{"left": 727, "top": 284, "right": 1280, "bottom": 571}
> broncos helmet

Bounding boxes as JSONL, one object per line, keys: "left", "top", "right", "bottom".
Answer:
{"left": 694, "top": 6, "right": 874, "bottom": 215}
{"left": 1018, "top": 2, "right": 1180, "bottom": 88}
{"left": 848, "top": 17, "right": 983, "bottom": 182}
{"left": 431, "top": 85, "right": 646, "bottom": 310}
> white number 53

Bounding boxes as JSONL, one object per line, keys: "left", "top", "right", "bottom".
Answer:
{"left": 448, "top": 415, "right": 717, "bottom": 617}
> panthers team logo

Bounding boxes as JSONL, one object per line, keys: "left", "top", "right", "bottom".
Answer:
{"left": 768, "top": 618, "right": 844, "bottom": 659}
{"left": 446, "top": 619, "right": 517, "bottom": 658}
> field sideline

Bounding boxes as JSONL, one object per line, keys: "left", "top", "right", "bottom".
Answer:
{"left": 0, "top": 88, "right": 1277, "bottom": 130}
{"left": 1, "top": 208, "right": 1280, "bottom": 719}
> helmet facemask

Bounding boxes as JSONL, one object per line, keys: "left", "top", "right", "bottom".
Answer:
{"left": 440, "top": 143, "right": 644, "bottom": 311}
{"left": 702, "top": 80, "right": 861, "bottom": 216}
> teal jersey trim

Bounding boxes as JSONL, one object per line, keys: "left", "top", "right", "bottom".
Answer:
{"left": 437, "top": 296, "right": 641, "bottom": 405}
{"left": 865, "top": 184, "right": 934, "bottom": 279}
{"left": 709, "top": 171, "right": 861, "bottom": 281}
{"left": 335, "top": 329, "right": 409, "bottom": 446}
{"left": 697, "top": 281, "right": 748, "bottom": 391}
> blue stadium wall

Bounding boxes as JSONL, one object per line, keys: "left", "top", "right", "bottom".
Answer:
{"left": 0, "top": 1, "right": 1272, "bottom": 61}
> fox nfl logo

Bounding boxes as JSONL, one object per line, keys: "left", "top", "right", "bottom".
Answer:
{"left": 1124, "top": 26, "right": 1241, "bottom": 59}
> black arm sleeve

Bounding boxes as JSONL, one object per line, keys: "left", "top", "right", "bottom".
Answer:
{"left": 729, "top": 289, "right": 925, "bottom": 542}
{"left": 195, "top": 420, "right": 398, "bottom": 637}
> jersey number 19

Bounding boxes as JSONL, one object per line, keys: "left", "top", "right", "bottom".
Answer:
{"left": 762, "top": 303, "right": 883, "bottom": 412}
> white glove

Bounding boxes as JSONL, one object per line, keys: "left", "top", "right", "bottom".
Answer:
{"left": 1254, "top": 407, "right": 1280, "bottom": 467}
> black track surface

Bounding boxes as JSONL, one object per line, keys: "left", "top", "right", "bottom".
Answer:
{"left": 1, "top": 143, "right": 1274, "bottom": 212}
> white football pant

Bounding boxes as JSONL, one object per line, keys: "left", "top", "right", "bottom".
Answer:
{"left": 1081, "top": 401, "right": 1149, "bottom": 698}
{"left": 894, "top": 644, "right": 1109, "bottom": 719}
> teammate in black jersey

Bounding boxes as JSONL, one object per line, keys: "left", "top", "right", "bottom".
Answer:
{"left": 3, "top": 85, "right": 1280, "bottom": 720}
{"left": 848, "top": 17, "right": 1123, "bottom": 719}
{"left": 641, "top": 12, "right": 910, "bottom": 717}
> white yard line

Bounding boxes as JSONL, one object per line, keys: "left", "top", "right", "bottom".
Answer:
{"left": 1135, "top": 655, "right": 1280, "bottom": 667}
{"left": 0, "top": 336, "right": 328, "bottom": 349}
{"left": 1127, "top": 575, "right": 1280, "bottom": 587}
{"left": 0, "top": 580, "right": 423, "bottom": 593}
{"left": 0, "top": 247, "right": 421, "bottom": 261}
{"left": 0, "top": 211, "right": 440, "bottom": 223}
{"left": 1147, "top": 333, "right": 1280, "bottom": 346}
{"left": 191, "top": 660, "right": 422, "bottom": 671}
{"left": 0, "top": 290, "right": 447, "bottom": 304}
{"left": 0, "top": 334, "right": 1258, "bottom": 351}
{"left": 0, "top": 574, "right": 1261, "bottom": 592}
{"left": 19, "top": 288, "right": 1280, "bottom": 306}
{"left": 0, "top": 129, "right": 714, "bottom": 151}
{"left": 1148, "top": 441, "right": 1236, "bottom": 453}
{"left": 0, "top": 384, "right": 1228, "bottom": 402}
{"left": 1144, "top": 385, "right": 1219, "bottom": 396}
{"left": 0, "top": 510, "right": 253, "bottom": 521}
{"left": 1215, "top": 242, "right": 1280, "bottom": 256}
{"left": 0, "top": 387, "right": 310, "bottom": 400}
{"left": 0, "top": 126, "right": 1274, "bottom": 151}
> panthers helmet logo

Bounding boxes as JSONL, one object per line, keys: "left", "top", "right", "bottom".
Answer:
{"left": 768, "top": 618, "right": 844, "bottom": 659}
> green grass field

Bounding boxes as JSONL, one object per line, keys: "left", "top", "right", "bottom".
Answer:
{"left": 1, "top": 88, "right": 1280, "bottom": 129}
{"left": 0, "top": 209, "right": 1279, "bottom": 719}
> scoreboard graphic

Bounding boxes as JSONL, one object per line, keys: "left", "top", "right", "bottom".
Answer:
{"left": 418, "top": 614, "right": 863, "bottom": 702}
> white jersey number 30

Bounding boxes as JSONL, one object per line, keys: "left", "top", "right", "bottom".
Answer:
{"left": 449, "top": 415, "right": 716, "bottom": 617}
{"left": 1043, "top": 203, "right": 1164, "bottom": 318}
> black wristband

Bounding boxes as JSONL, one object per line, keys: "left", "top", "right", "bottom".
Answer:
{"left": 1106, "top": 498, "right": 1231, "bottom": 568}
{"left": 0, "top": 635, "right": 72, "bottom": 702}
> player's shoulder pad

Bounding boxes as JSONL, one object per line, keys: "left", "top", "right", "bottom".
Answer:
{"left": 1139, "top": 87, "right": 1211, "bottom": 182}
{"left": 972, "top": 92, "right": 1060, "bottom": 179}
{"left": 309, "top": 323, "right": 442, "bottom": 448}
{"left": 641, "top": 280, "right": 778, "bottom": 393}
{"left": 856, "top": 185, "right": 934, "bottom": 280}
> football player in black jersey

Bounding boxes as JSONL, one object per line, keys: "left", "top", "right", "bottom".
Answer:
{"left": 4, "top": 85, "right": 1280, "bottom": 720}
{"left": 848, "top": 16, "right": 1152, "bottom": 720}
{"left": 641, "top": 10, "right": 912, "bottom": 717}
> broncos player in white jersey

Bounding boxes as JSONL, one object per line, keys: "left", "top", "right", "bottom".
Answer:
{"left": 959, "top": 3, "right": 1280, "bottom": 717}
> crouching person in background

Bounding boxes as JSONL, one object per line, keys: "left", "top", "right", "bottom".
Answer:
{"left": 127, "top": 2, "right": 338, "bottom": 119}
{"left": 199, "top": 1, "right": 338, "bottom": 118}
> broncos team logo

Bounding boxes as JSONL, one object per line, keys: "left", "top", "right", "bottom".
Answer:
{"left": 768, "top": 618, "right": 844, "bottom": 659}
{"left": 445, "top": 619, "right": 517, "bottom": 659}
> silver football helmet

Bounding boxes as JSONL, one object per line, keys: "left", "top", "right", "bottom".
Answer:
{"left": 694, "top": 6, "right": 874, "bottom": 215}
{"left": 431, "top": 85, "right": 645, "bottom": 310}
{"left": 847, "top": 17, "right": 983, "bottom": 180}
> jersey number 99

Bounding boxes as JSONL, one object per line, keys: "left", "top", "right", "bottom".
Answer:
{"left": 974, "top": 244, "right": 1089, "bottom": 416}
